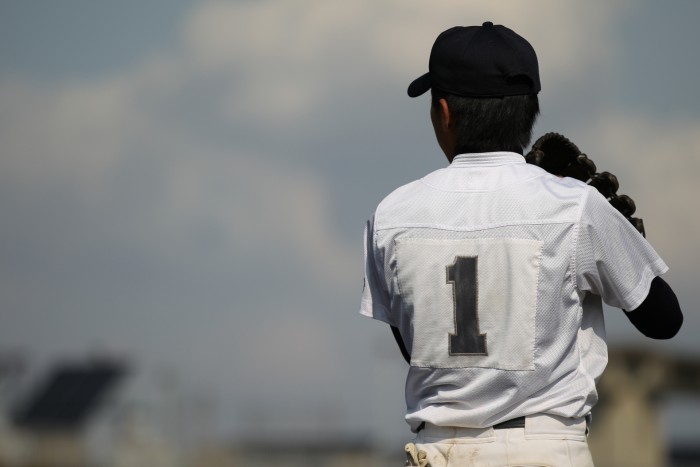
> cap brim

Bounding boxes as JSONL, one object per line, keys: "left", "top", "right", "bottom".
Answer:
{"left": 407, "top": 72, "right": 431, "bottom": 98}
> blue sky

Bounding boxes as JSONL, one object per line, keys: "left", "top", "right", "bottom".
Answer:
{"left": 1, "top": 0, "right": 699, "bottom": 446}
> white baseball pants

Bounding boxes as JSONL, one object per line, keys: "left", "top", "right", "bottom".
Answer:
{"left": 405, "top": 414, "right": 594, "bottom": 467}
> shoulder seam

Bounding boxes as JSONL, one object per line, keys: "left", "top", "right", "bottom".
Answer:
{"left": 374, "top": 218, "right": 577, "bottom": 233}
{"left": 571, "top": 187, "right": 593, "bottom": 292}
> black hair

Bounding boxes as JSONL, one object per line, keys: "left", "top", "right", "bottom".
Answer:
{"left": 431, "top": 90, "right": 540, "bottom": 154}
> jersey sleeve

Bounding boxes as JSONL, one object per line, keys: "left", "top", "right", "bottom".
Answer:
{"left": 575, "top": 187, "right": 668, "bottom": 311}
{"left": 359, "top": 217, "right": 394, "bottom": 325}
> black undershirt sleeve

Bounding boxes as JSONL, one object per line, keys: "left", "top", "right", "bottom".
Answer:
{"left": 391, "top": 325, "right": 411, "bottom": 364}
{"left": 623, "top": 276, "right": 683, "bottom": 339}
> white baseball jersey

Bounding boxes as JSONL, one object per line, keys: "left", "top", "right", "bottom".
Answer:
{"left": 360, "top": 151, "right": 668, "bottom": 432}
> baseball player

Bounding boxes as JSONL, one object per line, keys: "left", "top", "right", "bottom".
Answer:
{"left": 360, "top": 22, "right": 683, "bottom": 466}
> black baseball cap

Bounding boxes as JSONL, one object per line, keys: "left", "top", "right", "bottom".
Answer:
{"left": 407, "top": 22, "right": 540, "bottom": 98}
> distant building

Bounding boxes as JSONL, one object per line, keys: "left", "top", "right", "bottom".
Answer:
{"left": 1, "top": 357, "right": 125, "bottom": 467}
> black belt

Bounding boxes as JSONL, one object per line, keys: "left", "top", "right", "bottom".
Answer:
{"left": 416, "top": 416, "right": 526, "bottom": 433}
{"left": 493, "top": 416, "right": 526, "bottom": 429}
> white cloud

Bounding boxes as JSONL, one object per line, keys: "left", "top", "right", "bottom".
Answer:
{"left": 179, "top": 0, "right": 628, "bottom": 125}
{"left": 0, "top": 79, "right": 356, "bottom": 290}
{"left": 0, "top": 80, "right": 129, "bottom": 195}
{"left": 154, "top": 147, "right": 358, "bottom": 289}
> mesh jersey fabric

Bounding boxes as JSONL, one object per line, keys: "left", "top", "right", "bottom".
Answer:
{"left": 360, "top": 152, "right": 668, "bottom": 432}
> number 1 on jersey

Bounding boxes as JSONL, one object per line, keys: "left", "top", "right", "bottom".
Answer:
{"left": 447, "top": 256, "right": 487, "bottom": 356}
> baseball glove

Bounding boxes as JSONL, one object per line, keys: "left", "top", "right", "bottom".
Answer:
{"left": 525, "top": 132, "right": 645, "bottom": 237}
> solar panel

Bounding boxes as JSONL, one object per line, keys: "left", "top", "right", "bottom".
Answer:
{"left": 12, "top": 360, "right": 126, "bottom": 430}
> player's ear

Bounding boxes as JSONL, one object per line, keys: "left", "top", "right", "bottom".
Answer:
{"left": 437, "top": 98, "right": 452, "bottom": 131}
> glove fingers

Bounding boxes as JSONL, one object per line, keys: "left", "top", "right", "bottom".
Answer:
{"left": 609, "top": 194, "right": 637, "bottom": 217}
{"left": 629, "top": 217, "right": 646, "bottom": 237}
{"left": 588, "top": 172, "right": 619, "bottom": 198}
{"left": 559, "top": 154, "right": 596, "bottom": 181}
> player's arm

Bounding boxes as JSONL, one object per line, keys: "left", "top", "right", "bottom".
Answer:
{"left": 575, "top": 187, "right": 684, "bottom": 337}
{"left": 623, "top": 276, "right": 683, "bottom": 339}
{"left": 391, "top": 325, "right": 411, "bottom": 364}
{"left": 361, "top": 216, "right": 409, "bottom": 365}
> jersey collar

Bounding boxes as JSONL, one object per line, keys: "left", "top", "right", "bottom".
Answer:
{"left": 449, "top": 151, "right": 525, "bottom": 168}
